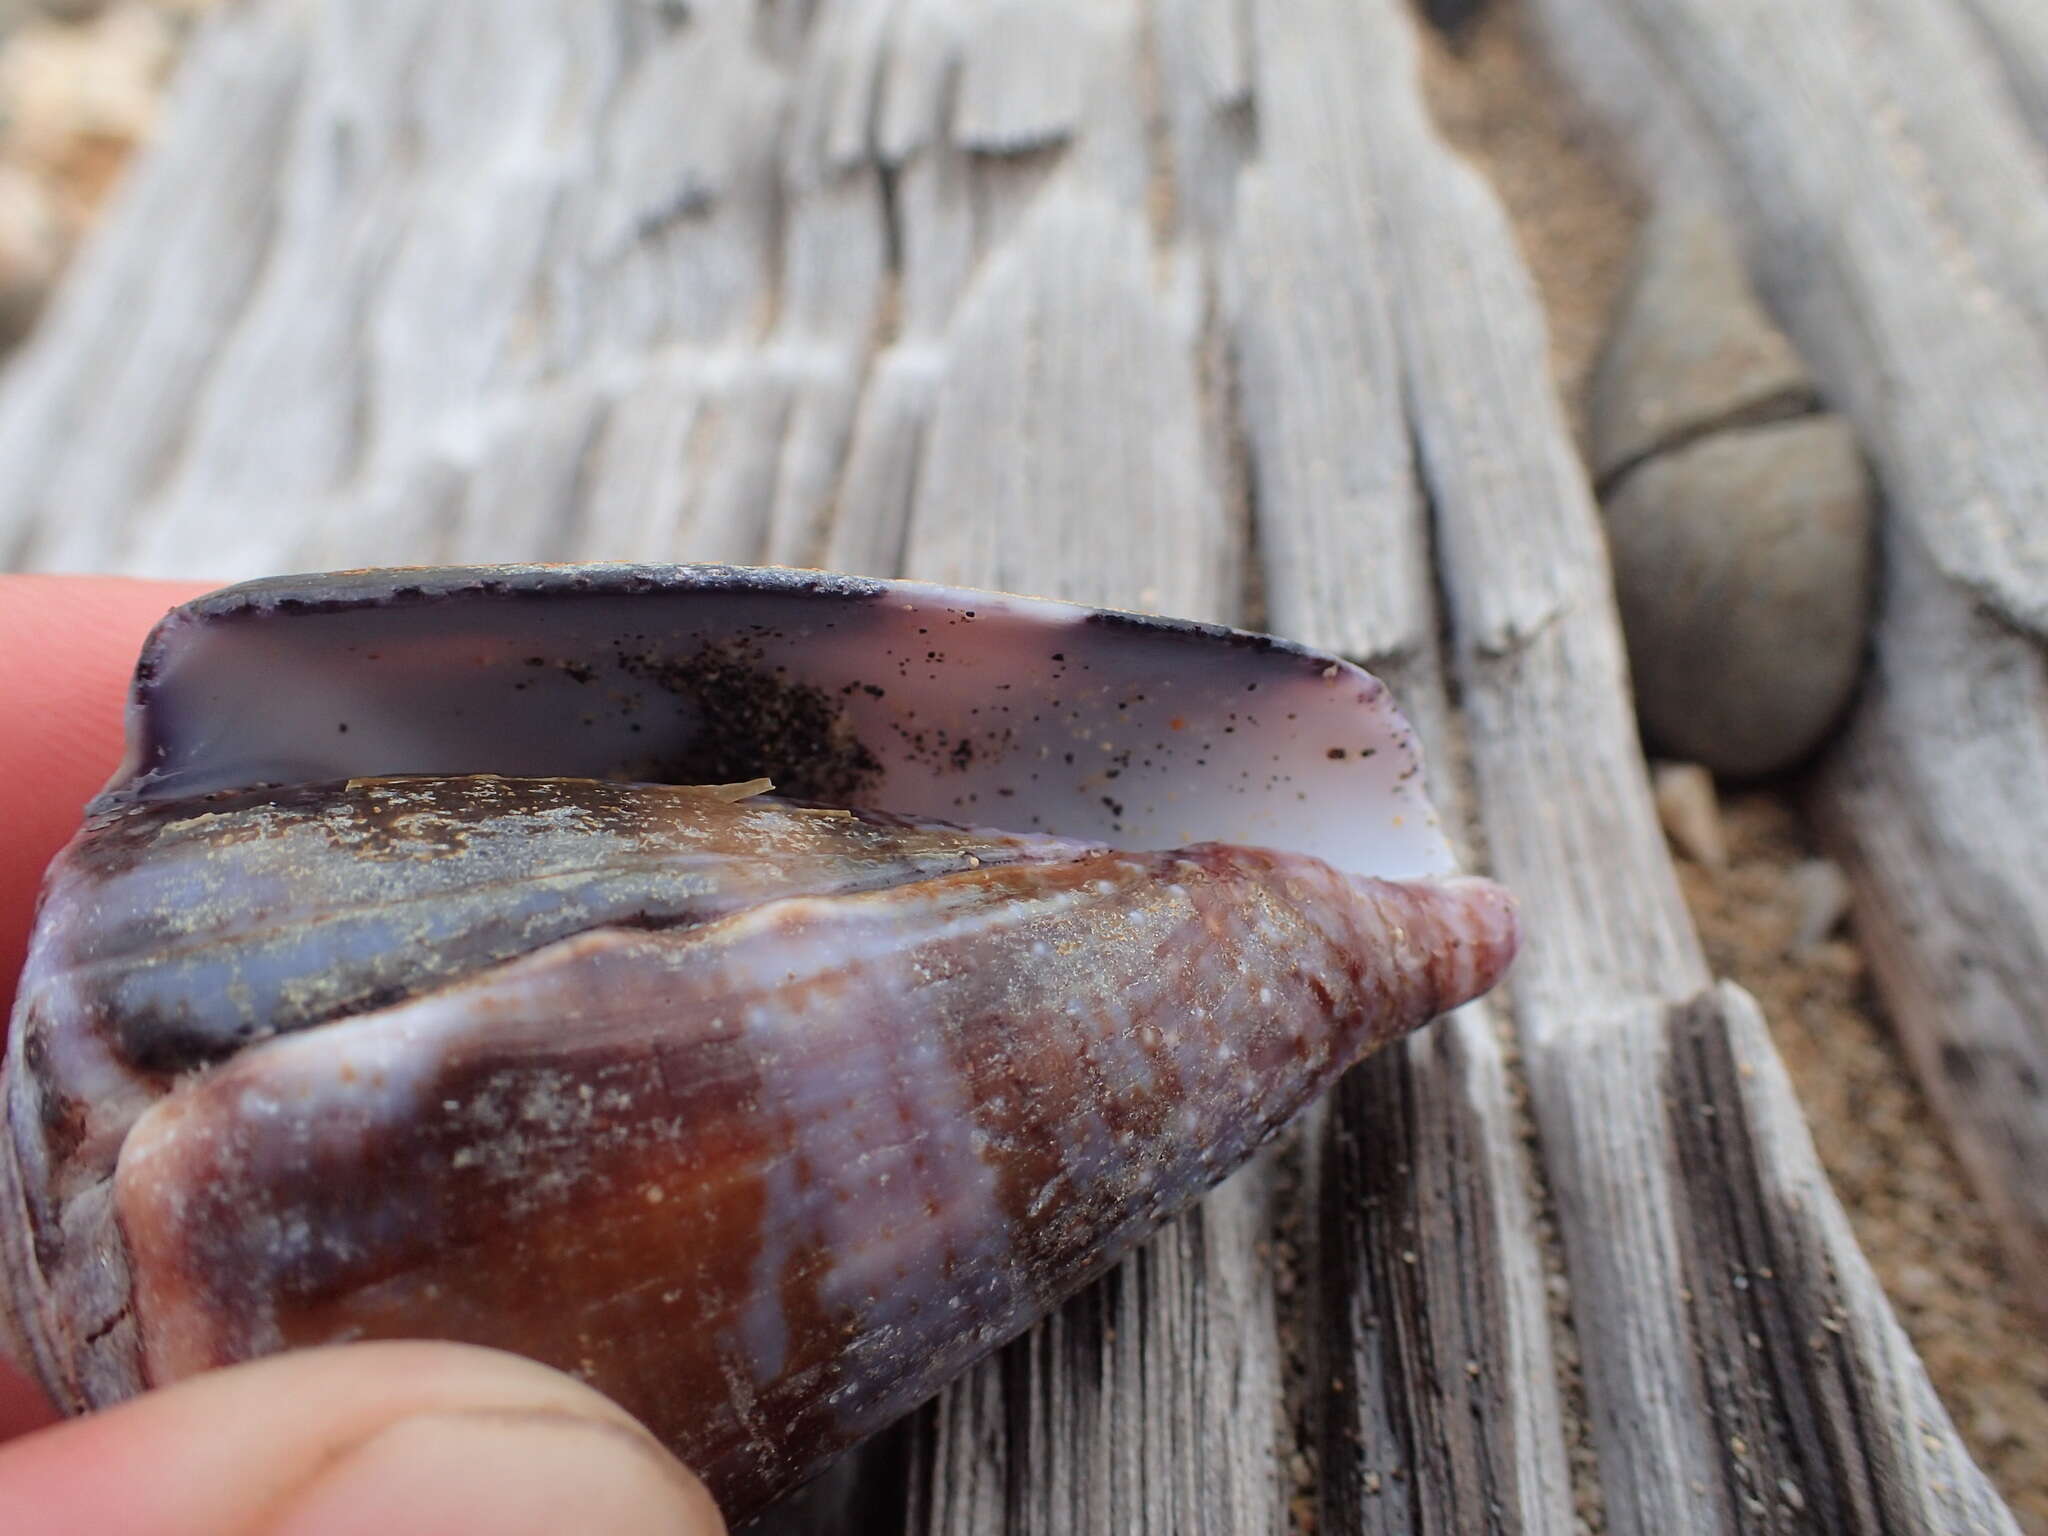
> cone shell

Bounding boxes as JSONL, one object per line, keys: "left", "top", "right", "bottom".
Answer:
{"left": 1, "top": 565, "right": 1516, "bottom": 1519}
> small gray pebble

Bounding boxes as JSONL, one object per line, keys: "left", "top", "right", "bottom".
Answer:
{"left": 1604, "top": 416, "right": 1873, "bottom": 777}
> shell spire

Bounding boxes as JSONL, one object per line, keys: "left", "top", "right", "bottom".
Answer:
{"left": 1, "top": 566, "right": 1516, "bottom": 1521}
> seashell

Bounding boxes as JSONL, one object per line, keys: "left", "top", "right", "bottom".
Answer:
{"left": 0, "top": 564, "right": 1516, "bottom": 1519}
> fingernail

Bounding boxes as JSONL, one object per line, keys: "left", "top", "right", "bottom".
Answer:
{"left": 266, "top": 1407, "right": 723, "bottom": 1536}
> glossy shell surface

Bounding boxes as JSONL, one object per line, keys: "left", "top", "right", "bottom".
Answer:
{"left": 1, "top": 565, "right": 1515, "bottom": 1520}
{"left": 113, "top": 564, "right": 1453, "bottom": 877}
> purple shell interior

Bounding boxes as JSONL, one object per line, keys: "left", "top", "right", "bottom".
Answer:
{"left": 110, "top": 564, "right": 1454, "bottom": 880}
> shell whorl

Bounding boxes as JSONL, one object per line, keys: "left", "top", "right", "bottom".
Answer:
{"left": 1, "top": 566, "right": 1518, "bottom": 1520}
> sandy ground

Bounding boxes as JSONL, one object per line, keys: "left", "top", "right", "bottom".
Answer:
{"left": 8, "top": 1, "right": 2044, "bottom": 1529}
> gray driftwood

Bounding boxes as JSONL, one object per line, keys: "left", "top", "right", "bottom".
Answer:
{"left": 0, "top": 1, "right": 2012, "bottom": 1531}
{"left": 1533, "top": 0, "right": 2048, "bottom": 1314}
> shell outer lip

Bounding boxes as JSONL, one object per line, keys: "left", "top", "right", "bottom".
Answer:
{"left": 113, "top": 565, "right": 894, "bottom": 807}
{"left": 121, "top": 563, "right": 1356, "bottom": 759}
{"left": 101, "top": 562, "right": 1458, "bottom": 883}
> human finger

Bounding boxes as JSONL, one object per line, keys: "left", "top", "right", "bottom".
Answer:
{"left": 0, "top": 1356, "right": 54, "bottom": 1441}
{"left": 0, "top": 575, "right": 216, "bottom": 1010}
{"left": 0, "top": 1340, "right": 726, "bottom": 1536}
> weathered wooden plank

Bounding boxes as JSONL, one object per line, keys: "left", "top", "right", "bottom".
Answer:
{"left": 1218, "top": 8, "right": 1574, "bottom": 1530}
{"left": 1358, "top": 54, "right": 1701, "bottom": 1007}
{"left": 825, "top": 345, "right": 940, "bottom": 580}
{"left": 761, "top": 10, "right": 894, "bottom": 568}
{"left": 0, "top": 2, "right": 2018, "bottom": 1533}
{"left": 116, "top": 2, "right": 445, "bottom": 572}
{"left": 1534, "top": 0, "right": 2048, "bottom": 640}
{"left": 579, "top": 362, "right": 707, "bottom": 559}
{"left": 447, "top": 383, "right": 609, "bottom": 564}
{"left": 953, "top": 0, "right": 1090, "bottom": 155}
{"left": 1357, "top": 52, "right": 1728, "bottom": 1524}
{"left": 824, "top": 138, "right": 975, "bottom": 580}
{"left": 873, "top": 0, "right": 959, "bottom": 166}
{"left": 909, "top": 1160, "right": 1288, "bottom": 1536}
{"left": 1963, "top": 0, "right": 2048, "bottom": 150}
{"left": 1153, "top": 0, "right": 1253, "bottom": 244}
{"left": 1348, "top": 7, "right": 2010, "bottom": 1530}
{"left": 905, "top": 185, "right": 1229, "bottom": 620}
{"left": 0, "top": 5, "right": 304, "bottom": 572}
{"left": 1532, "top": 0, "right": 2048, "bottom": 1314}
{"left": 1672, "top": 983, "right": 2018, "bottom": 1533}
{"left": 1225, "top": 17, "right": 1429, "bottom": 661}
{"left": 297, "top": 456, "right": 465, "bottom": 575}
{"left": 1809, "top": 528, "right": 2048, "bottom": 1290}
{"left": 1312, "top": 1003, "right": 1572, "bottom": 1536}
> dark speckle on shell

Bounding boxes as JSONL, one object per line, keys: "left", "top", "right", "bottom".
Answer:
{"left": 613, "top": 641, "right": 885, "bottom": 803}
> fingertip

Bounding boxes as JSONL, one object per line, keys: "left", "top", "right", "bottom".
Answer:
{"left": 265, "top": 1407, "right": 727, "bottom": 1536}
{"left": 0, "top": 1357, "right": 56, "bottom": 1443}
{"left": 0, "top": 1342, "right": 726, "bottom": 1536}
{"left": 0, "top": 574, "right": 218, "bottom": 1010}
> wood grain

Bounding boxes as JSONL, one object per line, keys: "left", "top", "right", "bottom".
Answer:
{"left": 0, "top": 0, "right": 2013, "bottom": 1530}
{"left": 1963, "top": 0, "right": 2048, "bottom": 151}
{"left": 1534, "top": 0, "right": 2048, "bottom": 1318}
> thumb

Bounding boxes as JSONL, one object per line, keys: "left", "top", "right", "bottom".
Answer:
{"left": 0, "top": 1342, "right": 726, "bottom": 1536}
